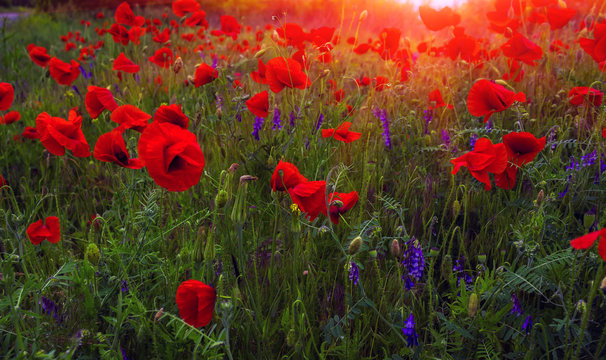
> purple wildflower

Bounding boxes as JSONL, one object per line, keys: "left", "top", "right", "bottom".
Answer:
{"left": 134, "top": 73, "right": 140, "bottom": 86}
{"left": 121, "top": 279, "right": 129, "bottom": 293}
{"left": 470, "top": 134, "right": 479, "bottom": 149}
{"left": 272, "top": 106, "right": 282, "bottom": 130}
{"left": 212, "top": 55, "right": 218, "bottom": 69}
{"left": 78, "top": 65, "right": 92, "bottom": 80}
{"left": 235, "top": 111, "right": 242, "bottom": 122}
{"left": 581, "top": 150, "right": 597, "bottom": 167}
{"left": 522, "top": 315, "right": 532, "bottom": 334}
{"left": 313, "top": 113, "right": 324, "bottom": 134}
{"left": 252, "top": 116, "right": 264, "bottom": 141}
{"left": 485, "top": 119, "right": 493, "bottom": 132}
{"left": 289, "top": 110, "right": 296, "bottom": 129}
{"left": 453, "top": 256, "right": 474, "bottom": 287}
{"left": 215, "top": 94, "right": 223, "bottom": 111}
{"left": 402, "top": 238, "right": 425, "bottom": 289}
{"left": 348, "top": 262, "right": 359, "bottom": 285}
{"left": 401, "top": 313, "right": 419, "bottom": 348}
{"left": 441, "top": 129, "right": 451, "bottom": 148}
{"left": 511, "top": 294, "right": 522, "bottom": 317}
{"left": 121, "top": 346, "right": 129, "bottom": 360}
{"left": 373, "top": 109, "right": 392, "bottom": 149}
{"left": 71, "top": 85, "right": 81, "bottom": 96}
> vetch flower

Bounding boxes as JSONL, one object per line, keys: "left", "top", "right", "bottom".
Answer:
{"left": 522, "top": 315, "right": 532, "bottom": 334}
{"left": 252, "top": 116, "right": 264, "bottom": 141}
{"left": 348, "top": 262, "right": 359, "bottom": 285}
{"left": 511, "top": 294, "right": 523, "bottom": 317}
{"left": 401, "top": 312, "right": 419, "bottom": 347}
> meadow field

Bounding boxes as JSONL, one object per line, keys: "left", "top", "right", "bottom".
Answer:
{"left": 0, "top": 0, "right": 605, "bottom": 358}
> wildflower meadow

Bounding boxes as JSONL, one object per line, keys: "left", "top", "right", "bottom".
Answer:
{"left": 1, "top": 0, "right": 606, "bottom": 358}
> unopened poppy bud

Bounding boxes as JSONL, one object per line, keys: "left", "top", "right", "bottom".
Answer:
{"left": 348, "top": 236, "right": 363, "bottom": 254}
{"left": 495, "top": 79, "right": 509, "bottom": 87}
{"left": 203, "top": 232, "right": 215, "bottom": 261}
{"left": 600, "top": 276, "right": 606, "bottom": 293}
{"left": 215, "top": 190, "right": 229, "bottom": 208}
{"left": 477, "top": 254, "right": 486, "bottom": 264}
{"left": 319, "top": 69, "right": 330, "bottom": 78}
{"left": 583, "top": 213, "right": 596, "bottom": 231}
{"left": 359, "top": 10, "right": 368, "bottom": 22}
{"left": 429, "top": 247, "right": 440, "bottom": 257}
{"left": 254, "top": 48, "right": 268, "bottom": 58}
{"left": 154, "top": 308, "right": 164, "bottom": 323}
{"left": 187, "top": 75, "right": 195, "bottom": 85}
{"left": 286, "top": 329, "right": 296, "bottom": 347}
{"left": 369, "top": 249, "right": 377, "bottom": 258}
{"left": 390, "top": 239, "right": 401, "bottom": 258}
{"left": 453, "top": 200, "right": 461, "bottom": 217}
{"left": 441, "top": 254, "right": 452, "bottom": 280}
{"left": 231, "top": 176, "right": 257, "bottom": 224}
{"left": 468, "top": 293, "right": 479, "bottom": 317}
{"left": 536, "top": 190, "right": 545, "bottom": 206}
{"left": 557, "top": 0, "right": 566, "bottom": 8}
{"left": 228, "top": 163, "right": 239, "bottom": 173}
{"left": 84, "top": 243, "right": 100, "bottom": 265}
{"left": 173, "top": 56, "right": 183, "bottom": 74}
{"left": 330, "top": 199, "right": 344, "bottom": 209}
{"left": 216, "top": 107, "right": 222, "bottom": 119}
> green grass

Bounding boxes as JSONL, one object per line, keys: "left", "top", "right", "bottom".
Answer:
{"left": 1, "top": 3, "right": 606, "bottom": 359}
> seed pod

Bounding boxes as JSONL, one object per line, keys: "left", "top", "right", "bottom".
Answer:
{"left": 348, "top": 236, "right": 363, "bottom": 255}
{"left": 85, "top": 243, "right": 100, "bottom": 265}
{"left": 215, "top": 190, "right": 229, "bottom": 208}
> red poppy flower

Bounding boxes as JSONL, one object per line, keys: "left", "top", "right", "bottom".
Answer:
{"left": 265, "top": 57, "right": 311, "bottom": 93}
{"left": 502, "top": 131, "right": 546, "bottom": 166}
{"left": 48, "top": 57, "right": 80, "bottom": 86}
{"left": 27, "top": 216, "right": 61, "bottom": 245}
{"left": 0, "top": 82, "right": 14, "bottom": 111}
{"left": 291, "top": 50, "right": 310, "bottom": 70}
{"left": 428, "top": 89, "right": 453, "bottom": 110}
{"left": 194, "top": 63, "right": 218, "bottom": 88}
{"left": 36, "top": 109, "right": 91, "bottom": 157}
{"left": 153, "top": 104, "right": 189, "bottom": 129}
{"left": 93, "top": 129, "right": 143, "bottom": 169}
{"left": 152, "top": 28, "right": 171, "bottom": 44}
{"left": 308, "top": 26, "right": 335, "bottom": 48}
{"left": 27, "top": 44, "right": 51, "bottom": 68}
{"left": 250, "top": 59, "right": 267, "bottom": 84}
{"left": 22, "top": 126, "right": 39, "bottom": 139}
{"left": 355, "top": 76, "right": 371, "bottom": 87}
{"left": 176, "top": 279, "right": 216, "bottom": 328}
{"left": 111, "top": 104, "right": 151, "bottom": 132}
{"left": 547, "top": 7, "right": 575, "bottom": 30}
{"left": 276, "top": 23, "right": 306, "bottom": 48}
{"left": 246, "top": 91, "right": 269, "bottom": 118}
{"left": 172, "top": 0, "right": 200, "bottom": 17}
{"left": 445, "top": 29, "right": 479, "bottom": 62}
{"left": 451, "top": 138, "right": 508, "bottom": 190}
{"left": 108, "top": 23, "right": 130, "bottom": 46}
{"left": 115, "top": 1, "right": 144, "bottom": 27}
{"left": 128, "top": 26, "right": 145, "bottom": 45}
{"left": 419, "top": 5, "right": 461, "bottom": 31}
{"left": 220, "top": 15, "right": 241, "bottom": 40}
{"left": 353, "top": 43, "right": 371, "bottom": 55}
{"left": 184, "top": 10, "right": 208, "bottom": 28}
{"left": 271, "top": 160, "right": 308, "bottom": 192}
{"left": 0, "top": 173, "right": 5, "bottom": 187}
{"left": 503, "top": 59, "right": 525, "bottom": 82}
{"left": 321, "top": 122, "right": 361, "bottom": 143}
{"left": 467, "top": 79, "right": 526, "bottom": 122}
{"left": 580, "top": 24, "right": 606, "bottom": 65}
{"left": 287, "top": 181, "right": 327, "bottom": 221}
{"left": 138, "top": 122, "right": 205, "bottom": 192}
{"left": 377, "top": 28, "right": 401, "bottom": 60}
{"left": 569, "top": 87, "right": 603, "bottom": 107}
{"left": 602, "top": 127, "right": 606, "bottom": 138}
{"left": 85, "top": 86, "right": 119, "bottom": 119}
{"left": 494, "top": 166, "right": 518, "bottom": 190}
{"left": 0, "top": 111, "right": 21, "bottom": 125}
{"left": 113, "top": 52, "right": 140, "bottom": 73}
{"left": 501, "top": 33, "right": 543, "bottom": 66}
{"left": 328, "top": 191, "right": 358, "bottom": 224}
{"left": 374, "top": 76, "right": 389, "bottom": 91}
{"left": 149, "top": 47, "right": 174, "bottom": 68}
{"left": 570, "top": 228, "right": 606, "bottom": 261}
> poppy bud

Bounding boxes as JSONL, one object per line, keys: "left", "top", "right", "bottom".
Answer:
{"left": 359, "top": 10, "right": 368, "bottom": 22}
{"left": 429, "top": 247, "right": 440, "bottom": 257}
{"left": 254, "top": 48, "right": 268, "bottom": 58}
{"left": 216, "top": 107, "right": 222, "bottom": 119}
{"left": 203, "top": 232, "right": 215, "bottom": 261}
{"left": 535, "top": 190, "right": 545, "bottom": 206}
{"left": 173, "top": 56, "right": 183, "bottom": 74}
{"left": 557, "top": 0, "right": 566, "bottom": 8}
{"left": 348, "top": 236, "right": 363, "bottom": 254}
{"left": 230, "top": 175, "right": 257, "bottom": 224}
{"left": 495, "top": 79, "right": 509, "bottom": 87}
{"left": 286, "top": 329, "right": 296, "bottom": 347}
{"left": 583, "top": 213, "right": 596, "bottom": 231}
{"left": 215, "top": 190, "right": 229, "bottom": 208}
{"left": 319, "top": 69, "right": 331, "bottom": 79}
{"left": 84, "top": 243, "right": 100, "bottom": 265}
{"left": 187, "top": 75, "right": 195, "bottom": 85}
{"left": 390, "top": 239, "right": 401, "bottom": 258}
{"left": 228, "top": 163, "right": 239, "bottom": 173}
{"left": 452, "top": 200, "right": 461, "bottom": 217}
{"left": 477, "top": 254, "right": 486, "bottom": 264}
{"left": 441, "top": 254, "right": 452, "bottom": 281}
{"left": 369, "top": 249, "right": 377, "bottom": 258}
{"left": 468, "top": 293, "right": 479, "bottom": 317}
{"left": 154, "top": 308, "right": 164, "bottom": 323}
{"left": 600, "top": 276, "right": 606, "bottom": 293}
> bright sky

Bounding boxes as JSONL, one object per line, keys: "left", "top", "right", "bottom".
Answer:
{"left": 404, "top": 0, "right": 465, "bottom": 7}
